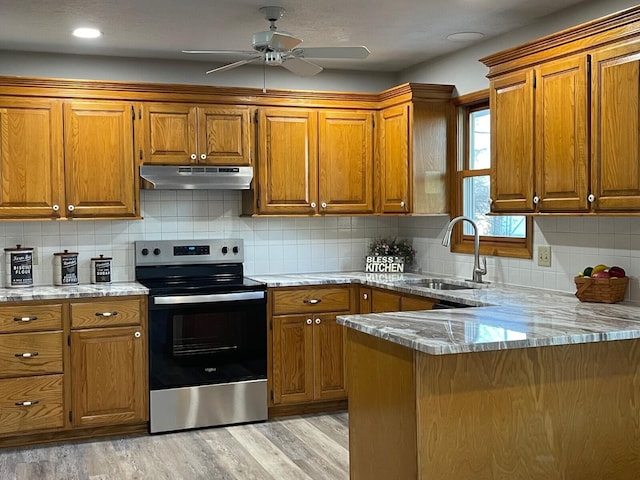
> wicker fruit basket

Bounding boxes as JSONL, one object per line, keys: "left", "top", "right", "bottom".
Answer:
{"left": 574, "top": 276, "right": 629, "bottom": 303}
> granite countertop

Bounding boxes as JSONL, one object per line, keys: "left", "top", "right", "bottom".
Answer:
{"left": 0, "top": 282, "right": 149, "bottom": 302}
{"left": 249, "top": 271, "right": 640, "bottom": 356}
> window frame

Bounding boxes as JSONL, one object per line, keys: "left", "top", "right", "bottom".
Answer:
{"left": 450, "top": 90, "right": 533, "bottom": 259}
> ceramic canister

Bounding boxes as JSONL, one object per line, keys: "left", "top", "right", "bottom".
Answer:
{"left": 90, "top": 254, "right": 112, "bottom": 284}
{"left": 4, "top": 244, "right": 34, "bottom": 288}
{"left": 53, "top": 250, "right": 79, "bottom": 286}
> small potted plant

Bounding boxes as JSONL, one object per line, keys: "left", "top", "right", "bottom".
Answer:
{"left": 368, "top": 237, "right": 416, "bottom": 268}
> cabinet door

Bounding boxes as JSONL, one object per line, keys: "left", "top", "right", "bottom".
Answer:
{"left": 63, "top": 101, "right": 137, "bottom": 218}
{"left": 198, "top": 107, "right": 252, "bottom": 166}
{"left": 359, "top": 287, "right": 372, "bottom": 314}
{"left": 591, "top": 41, "right": 640, "bottom": 211}
{"left": 313, "top": 314, "right": 346, "bottom": 400}
{"left": 70, "top": 326, "right": 147, "bottom": 427}
{"left": 378, "top": 104, "right": 411, "bottom": 213}
{"left": 490, "top": 70, "right": 535, "bottom": 212}
{"left": 272, "top": 315, "right": 314, "bottom": 404}
{"left": 142, "top": 103, "right": 197, "bottom": 165}
{"left": 318, "top": 110, "right": 374, "bottom": 214}
{"left": 0, "top": 98, "right": 64, "bottom": 219}
{"left": 401, "top": 295, "right": 436, "bottom": 312}
{"left": 535, "top": 56, "right": 589, "bottom": 212}
{"left": 371, "top": 288, "right": 402, "bottom": 313}
{"left": 257, "top": 108, "right": 318, "bottom": 214}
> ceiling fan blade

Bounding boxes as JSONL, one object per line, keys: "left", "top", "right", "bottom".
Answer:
{"left": 206, "top": 56, "right": 262, "bottom": 74}
{"left": 183, "top": 50, "right": 257, "bottom": 55}
{"left": 269, "top": 31, "right": 302, "bottom": 51}
{"left": 281, "top": 57, "right": 323, "bottom": 77}
{"left": 292, "top": 46, "right": 370, "bottom": 59}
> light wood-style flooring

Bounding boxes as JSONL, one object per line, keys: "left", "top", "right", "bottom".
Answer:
{"left": 0, "top": 412, "right": 349, "bottom": 480}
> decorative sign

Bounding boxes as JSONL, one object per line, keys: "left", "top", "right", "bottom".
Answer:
{"left": 364, "top": 255, "right": 405, "bottom": 273}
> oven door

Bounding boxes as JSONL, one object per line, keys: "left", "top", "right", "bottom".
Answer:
{"left": 148, "top": 290, "right": 267, "bottom": 391}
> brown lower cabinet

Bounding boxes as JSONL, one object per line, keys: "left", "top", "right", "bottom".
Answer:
{"left": 269, "top": 285, "right": 353, "bottom": 415}
{"left": 0, "top": 295, "right": 148, "bottom": 448}
{"left": 359, "top": 286, "right": 437, "bottom": 314}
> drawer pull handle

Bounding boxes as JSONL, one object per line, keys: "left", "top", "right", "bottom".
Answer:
{"left": 15, "top": 400, "right": 39, "bottom": 407}
{"left": 95, "top": 311, "right": 118, "bottom": 317}
{"left": 303, "top": 299, "right": 321, "bottom": 305}
{"left": 13, "top": 316, "right": 38, "bottom": 322}
{"left": 15, "top": 352, "right": 39, "bottom": 358}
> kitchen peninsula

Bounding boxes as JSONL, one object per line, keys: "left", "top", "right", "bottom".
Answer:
{"left": 333, "top": 277, "right": 640, "bottom": 480}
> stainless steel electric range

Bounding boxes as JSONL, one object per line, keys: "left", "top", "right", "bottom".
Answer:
{"left": 135, "top": 238, "right": 267, "bottom": 434}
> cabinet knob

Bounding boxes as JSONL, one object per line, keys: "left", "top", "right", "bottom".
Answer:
{"left": 190, "top": 153, "right": 197, "bottom": 160}
{"left": 200, "top": 154, "right": 207, "bottom": 160}
{"left": 588, "top": 193, "right": 595, "bottom": 203}
{"left": 533, "top": 196, "right": 540, "bottom": 204}
{"left": 67, "top": 204, "right": 75, "bottom": 212}
{"left": 489, "top": 198, "right": 493, "bottom": 205}
{"left": 321, "top": 202, "right": 327, "bottom": 209}
{"left": 362, "top": 293, "right": 368, "bottom": 300}
{"left": 134, "top": 331, "right": 141, "bottom": 338}
{"left": 315, "top": 318, "right": 321, "bottom": 325}
{"left": 306, "top": 318, "right": 312, "bottom": 325}
{"left": 400, "top": 201, "right": 405, "bottom": 208}
{"left": 52, "top": 204, "right": 60, "bottom": 212}
{"left": 310, "top": 202, "right": 317, "bottom": 208}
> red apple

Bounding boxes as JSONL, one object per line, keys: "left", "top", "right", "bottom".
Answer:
{"left": 592, "top": 271, "right": 611, "bottom": 279}
{"left": 609, "top": 266, "right": 626, "bottom": 278}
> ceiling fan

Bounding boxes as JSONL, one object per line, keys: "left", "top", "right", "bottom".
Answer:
{"left": 182, "top": 5, "right": 370, "bottom": 77}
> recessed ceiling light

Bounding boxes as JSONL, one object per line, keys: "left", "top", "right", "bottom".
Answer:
{"left": 73, "top": 27, "right": 102, "bottom": 39}
{"left": 446, "top": 32, "right": 484, "bottom": 42}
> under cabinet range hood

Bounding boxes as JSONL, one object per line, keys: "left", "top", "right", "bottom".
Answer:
{"left": 139, "top": 165, "right": 253, "bottom": 190}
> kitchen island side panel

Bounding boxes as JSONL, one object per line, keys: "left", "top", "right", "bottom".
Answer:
{"left": 346, "top": 328, "right": 417, "bottom": 480}
{"left": 415, "top": 339, "right": 640, "bottom": 479}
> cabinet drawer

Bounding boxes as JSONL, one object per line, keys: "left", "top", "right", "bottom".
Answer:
{"left": 272, "top": 287, "right": 351, "bottom": 315}
{"left": 0, "top": 331, "right": 63, "bottom": 377}
{"left": 71, "top": 298, "right": 142, "bottom": 329}
{"left": 0, "top": 374, "right": 64, "bottom": 435}
{"left": 0, "top": 304, "right": 63, "bottom": 333}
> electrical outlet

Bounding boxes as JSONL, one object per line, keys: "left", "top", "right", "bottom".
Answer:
{"left": 538, "top": 246, "right": 551, "bottom": 267}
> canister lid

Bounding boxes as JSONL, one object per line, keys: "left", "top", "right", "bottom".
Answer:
{"left": 54, "top": 249, "right": 78, "bottom": 256}
{"left": 4, "top": 244, "right": 34, "bottom": 252}
{"left": 91, "top": 254, "right": 112, "bottom": 261}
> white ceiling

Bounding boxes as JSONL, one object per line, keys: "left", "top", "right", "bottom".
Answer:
{"left": 0, "top": 0, "right": 591, "bottom": 72}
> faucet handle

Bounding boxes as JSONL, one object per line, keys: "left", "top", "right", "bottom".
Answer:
{"left": 477, "top": 256, "right": 488, "bottom": 275}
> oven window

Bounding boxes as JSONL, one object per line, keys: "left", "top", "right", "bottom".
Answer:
{"left": 149, "top": 299, "right": 267, "bottom": 390}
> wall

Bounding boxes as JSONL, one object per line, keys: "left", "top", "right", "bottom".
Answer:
{"left": 0, "top": 191, "right": 398, "bottom": 286}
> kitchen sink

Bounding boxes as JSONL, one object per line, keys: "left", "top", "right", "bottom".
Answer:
{"left": 400, "top": 279, "right": 481, "bottom": 290}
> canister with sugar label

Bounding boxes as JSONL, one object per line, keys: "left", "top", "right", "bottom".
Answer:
{"left": 4, "top": 244, "right": 34, "bottom": 288}
{"left": 90, "top": 254, "right": 112, "bottom": 284}
{"left": 53, "top": 250, "right": 79, "bottom": 286}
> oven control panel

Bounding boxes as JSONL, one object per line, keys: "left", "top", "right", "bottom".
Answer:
{"left": 135, "top": 239, "right": 244, "bottom": 266}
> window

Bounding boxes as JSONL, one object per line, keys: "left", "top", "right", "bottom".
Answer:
{"left": 451, "top": 91, "right": 532, "bottom": 259}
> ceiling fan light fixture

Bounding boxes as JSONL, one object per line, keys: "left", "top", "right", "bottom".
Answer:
{"left": 446, "top": 31, "right": 484, "bottom": 42}
{"left": 72, "top": 27, "right": 102, "bottom": 39}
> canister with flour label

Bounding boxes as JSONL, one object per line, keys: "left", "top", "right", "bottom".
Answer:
{"left": 4, "top": 245, "right": 34, "bottom": 288}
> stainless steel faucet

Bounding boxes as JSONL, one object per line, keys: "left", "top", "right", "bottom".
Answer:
{"left": 441, "top": 216, "right": 487, "bottom": 283}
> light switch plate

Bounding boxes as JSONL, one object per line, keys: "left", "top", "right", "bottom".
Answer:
{"left": 538, "top": 246, "right": 551, "bottom": 267}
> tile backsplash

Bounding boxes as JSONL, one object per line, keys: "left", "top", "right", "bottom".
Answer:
{"left": 3, "top": 190, "right": 640, "bottom": 302}
{"left": 0, "top": 190, "right": 399, "bottom": 286}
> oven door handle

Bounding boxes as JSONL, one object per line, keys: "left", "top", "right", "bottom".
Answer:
{"left": 153, "top": 291, "right": 265, "bottom": 305}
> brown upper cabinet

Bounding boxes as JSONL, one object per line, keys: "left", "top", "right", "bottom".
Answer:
{"left": 377, "top": 85, "right": 454, "bottom": 215}
{"left": 251, "top": 107, "right": 374, "bottom": 215}
{"left": 482, "top": 6, "right": 640, "bottom": 214}
{"left": 141, "top": 103, "right": 253, "bottom": 166}
{"left": 63, "top": 101, "right": 139, "bottom": 219}
{"left": 0, "top": 97, "right": 138, "bottom": 220}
